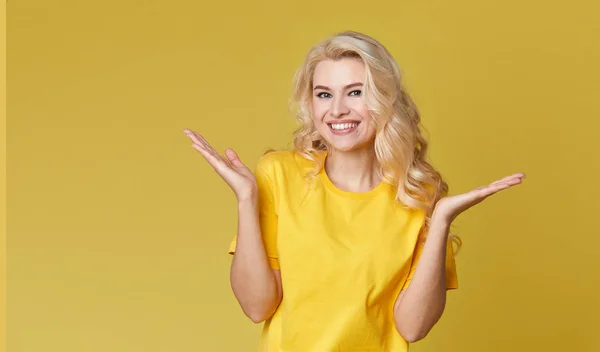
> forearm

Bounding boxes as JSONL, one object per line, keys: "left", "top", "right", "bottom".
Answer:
{"left": 394, "top": 217, "right": 451, "bottom": 342}
{"left": 230, "top": 197, "right": 281, "bottom": 322}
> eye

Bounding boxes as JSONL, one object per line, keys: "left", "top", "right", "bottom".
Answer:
{"left": 349, "top": 90, "right": 362, "bottom": 96}
{"left": 316, "top": 92, "right": 332, "bottom": 98}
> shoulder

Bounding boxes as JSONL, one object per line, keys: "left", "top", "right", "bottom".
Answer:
{"left": 256, "top": 149, "right": 320, "bottom": 177}
{"left": 256, "top": 150, "right": 295, "bottom": 167}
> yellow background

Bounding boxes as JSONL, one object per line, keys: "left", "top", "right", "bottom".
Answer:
{"left": 7, "top": 0, "right": 600, "bottom": 351}
{"left": 2, "top": 2, "right": 6, "bottom": 352}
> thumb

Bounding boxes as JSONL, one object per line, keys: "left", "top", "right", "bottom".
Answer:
{"left": 225, "top": 148, "right": 246, "bottom": 168}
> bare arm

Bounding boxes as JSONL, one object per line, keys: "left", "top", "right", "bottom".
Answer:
{"left": 394, "top": 172, "right": 525, "bottom": 342}
{"left": 393, "top": 218, "right": 450, "bottom": 342}
{"left": 183, "top": 129, "right": 283, "bottom": 323}
{"left": 230, "top": 197, "right": 282, "bottom": 323}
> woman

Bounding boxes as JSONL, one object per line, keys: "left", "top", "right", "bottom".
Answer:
{"left": 184, "top": 31, "right": 524, "bottom": 351}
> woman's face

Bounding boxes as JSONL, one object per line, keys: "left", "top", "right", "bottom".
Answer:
{"left": 311, "top": 58, "right": 376, "bottom": 153}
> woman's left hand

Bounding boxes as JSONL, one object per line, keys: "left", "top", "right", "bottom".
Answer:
{"left": 432, "top": 172, "right": 526, "bottom": 225}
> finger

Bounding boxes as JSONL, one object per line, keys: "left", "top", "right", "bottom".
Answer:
{"left": 192, "top": 143, "right": 222, "bottom": 167}
{"left": 188, "top": 134, "right": 228, "bottom": 167}
{"left": 225, "top": 148, "right": 245, "bottom": 168}
{"left": 185, "top": 131, "right": 211, "bottom": 156}
{"left": 226, "top": 149, "right": 257, "bottom": 180}
{"left": 184, "top": 129, "right": 202, "bottom": 145}
{"left": 184, "top": 130, "right": 205, "bottom": 150}
{"left": 191, "top": 133, "right": 230, "bottom": 168}
{"left": 191, "top": 134, "right": 239, "bottom": 173}
{"left": 193, "top": 145, "right": 242, "bottom": 182}
{"left": 184, "top": 130, "right": 218, "bottom": 157}
{"left": 498, "top": 177, "right": 524, "bottom": 186}
{"left": 476, "top": 180, "right": 521, "bottom": 198}
{"left": 490, "top": 176, "right": 522, "bottom": 186}
{"left": 490, "top": 172, "right": 526, "bottom": 186}
{"left": 191, "top": 140, "right": 220, "bottom": 164}
{"left": 191, "top": 132, "right": 218, "bottom": 156}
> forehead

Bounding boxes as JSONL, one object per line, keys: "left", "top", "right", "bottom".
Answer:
{"left": 313, "top": 58, "right": 365, "bottom": 87}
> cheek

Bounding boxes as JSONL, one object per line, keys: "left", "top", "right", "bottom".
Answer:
{"left": 311, "top": 101, "right": 328, "bottom": 122}
{"left": 366, "top": 122, "right": 377, "bottom": 137}
{"left": 357, "top": 110, "right": 376, "bottom": 137}
{"left": 350, "top": 100, "right": 369, "bottom": 116}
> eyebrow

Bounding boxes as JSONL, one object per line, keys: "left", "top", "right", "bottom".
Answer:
{"left": 313, "top": 82, "right": 363, "bottom": 91}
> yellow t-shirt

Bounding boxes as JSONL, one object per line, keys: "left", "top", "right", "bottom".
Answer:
{"left": 229, "top": 150, "right": 458, "bottom": 351}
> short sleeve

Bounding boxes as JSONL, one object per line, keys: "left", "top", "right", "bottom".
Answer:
{"left": 402, "top": 231, "right": 458, "bottom": 290}
{"left": 228, "top": 156, "right": 280, "bottom": 270}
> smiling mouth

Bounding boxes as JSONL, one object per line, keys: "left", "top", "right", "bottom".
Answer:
{"left": 327, "top": 121, "right": 360, "bottom": 134}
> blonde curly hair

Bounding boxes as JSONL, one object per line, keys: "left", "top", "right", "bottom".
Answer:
{"left": 285, "top": 30, "right": 460, "bottom": 250}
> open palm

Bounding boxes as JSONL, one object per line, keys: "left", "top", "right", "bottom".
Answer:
{"left": 433, "top": 172, "right": 526, "bottom": 224}
{"left": 184, "top": 129, "right": 257, "bottom": 200}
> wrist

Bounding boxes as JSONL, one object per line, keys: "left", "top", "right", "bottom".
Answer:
{"left": 236, "top": 184, "right": 258, "bottom": 204}
{"left": 237, "top": 194, "right": 258, "bottom": 208}
{"left": 430, "top": 214, "right": 452, "bottom": 232}
{"left": 431, "top": 207, "right": 454, "bottom": 225}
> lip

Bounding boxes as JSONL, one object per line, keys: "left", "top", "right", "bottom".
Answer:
{"left": 327, "top": 120, "right": 361, "bottom": 135}
{"left": 325, "top": 119, "right": 361, "bottom": 125}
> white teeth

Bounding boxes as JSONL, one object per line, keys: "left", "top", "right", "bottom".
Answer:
{"left": 330, "top": 122, "right": 358, "bottom": 130}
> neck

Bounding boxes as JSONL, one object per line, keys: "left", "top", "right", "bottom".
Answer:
{"left": 324, "top": 146, "right": 381, "bottom": 193}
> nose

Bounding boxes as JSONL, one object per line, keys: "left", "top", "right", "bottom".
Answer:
{"left": 329, "top": 96, "right": 350, "bottom": 118}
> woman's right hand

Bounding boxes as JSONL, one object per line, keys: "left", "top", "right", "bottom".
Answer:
{"left": 184, "top": 129, "right": 257, "bottom": 201}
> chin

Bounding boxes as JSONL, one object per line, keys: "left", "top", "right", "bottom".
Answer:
{"left": 326, "top": 139, "right": 368, "bottom": 152}
{"left": 320, "top": 127, "right": 376, "bottom": 152}
{"left": 331, "top": 143, "right": 357, "bottom": 152}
